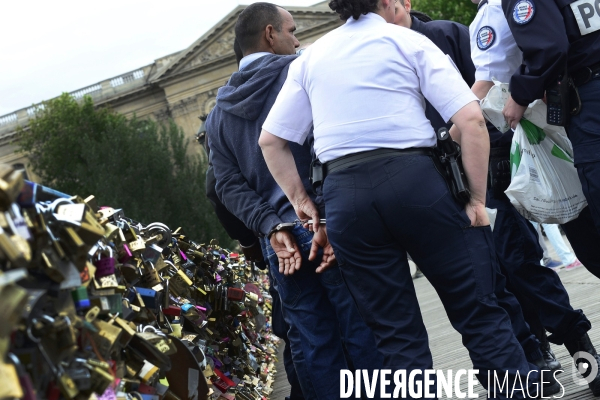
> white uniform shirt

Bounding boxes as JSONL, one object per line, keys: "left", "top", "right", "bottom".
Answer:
{"left": 470, "top": 0, "right": 522, "bottom": 83}
{"left": 262, "top": 13, "right": 478, "bottom": 163}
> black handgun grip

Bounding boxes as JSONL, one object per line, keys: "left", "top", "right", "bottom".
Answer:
{"left": 436, "top": 127, "right": 456, "bottom": 156}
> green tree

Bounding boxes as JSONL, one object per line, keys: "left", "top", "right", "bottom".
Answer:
{"left": 412, "top": 0, "right": 478, "bottom": 26}
{"left": 18, "top": 93, "right": 234, "bottom": 247}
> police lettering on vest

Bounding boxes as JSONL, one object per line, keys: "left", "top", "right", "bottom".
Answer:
{"left": 571, "top": 0, "right": 600, "bottom": 35}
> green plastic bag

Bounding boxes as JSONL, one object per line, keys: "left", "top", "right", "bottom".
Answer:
{"left": 505, "top": 119, "right": 587, "bottom": 224}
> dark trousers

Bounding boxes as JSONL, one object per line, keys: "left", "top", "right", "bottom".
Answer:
{"left": 561, "top": 205, "right": 600, "bottom": 279}
{"left": 487, "top": 193, "right": 591, "bottom": 345}
{"left": 323, "top": 154, "right": 536, "bottom": 399}
{"left": 568, "top": 76, "right": 600, "bottom": 279}
{"left": 268, "top": 272, "right": 305, "bottom": 400}
{"left": 263, "top": 226, "right": 382, "bottom": 400}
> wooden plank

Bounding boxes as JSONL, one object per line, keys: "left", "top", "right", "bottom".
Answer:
{"left": 271, "top": 249, "right": 600, "bottom": 399}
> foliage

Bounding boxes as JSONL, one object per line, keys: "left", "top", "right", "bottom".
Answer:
{"left": 412, "top": 0, "right": 478, "bottom": 26}
{"left": 18, "top": 93, "right": 234, "bottom": 247}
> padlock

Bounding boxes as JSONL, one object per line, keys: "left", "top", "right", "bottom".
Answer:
{"left": 71, "top": 286, "right": 91, "bottom": 310}
{"left": 227, "top": 287, "right": 245, "bottom": 302}
{"left": 129, "top": 237, "right": 146, "bottom": 253}
{"left": 78, "top": 210, "right": 105, "bottom": 244}
{"left": 134, "top": 287, "right": 161, "bottom": 310}
{"left": 53, "top": 315, "right": 78, "bottom": 357}
{"left": 94, "top": 245, "right": 116, "bottom": 278}
{"left": 88, "top": 364, "right": 114, "bottom": 395}
{"left": 91, "top": 319, "right": 123, "bottom": 357}
{"left": 141, "top": 262, "right": 162, "bottom": 289}
{"left": 65, "top": 364, "right": 92, "bottom": 391}
{"left": 119, "top": 243, "right": 133, "bottom": 263}
{"left": 27, "top": 319, "right": 80, "bottom": 400}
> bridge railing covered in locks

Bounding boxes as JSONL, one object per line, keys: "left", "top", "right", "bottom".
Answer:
{"left": 0, "top": 164, "right": 279, "bottom": 400}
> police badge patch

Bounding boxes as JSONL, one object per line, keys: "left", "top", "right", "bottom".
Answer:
{"left": 477, "top": 26, "right": 496, "bottom": 50}
{"left": 513, "top": 0, "right": 535, "bottom": 24}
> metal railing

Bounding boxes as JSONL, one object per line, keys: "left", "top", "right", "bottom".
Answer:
{"left": 0, "top": 67, "right": 150, "bottom": 132}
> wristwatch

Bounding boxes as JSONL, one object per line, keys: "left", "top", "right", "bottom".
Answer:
{"left": 267, "top": 222, "right": 295, "bottom": 239}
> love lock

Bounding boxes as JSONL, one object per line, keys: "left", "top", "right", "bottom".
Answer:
{"left": 93, "top": 245, "right": 116, "bottom": 279}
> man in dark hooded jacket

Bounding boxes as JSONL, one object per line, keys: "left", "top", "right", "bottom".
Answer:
{"left": 205, "top": 3, "right": 381, "bottom": 399}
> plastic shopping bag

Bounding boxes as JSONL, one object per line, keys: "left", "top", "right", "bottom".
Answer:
{"left": 505, "top": 119, "right": 586, "bottom": 224}
{"left": 480, "top": 80, "right": 511, "bottom": 133}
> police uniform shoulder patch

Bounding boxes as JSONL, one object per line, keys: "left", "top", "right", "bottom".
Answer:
{"left": 476, "top": 26, "right": 496, "bottom": 50}
{"left": 512, "top": 0, "right": 535, "bottom": 24}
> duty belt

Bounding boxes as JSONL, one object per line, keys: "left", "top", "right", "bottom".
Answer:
{"left": 324, "top": 148, "right": 431, "bottom": 176}
{"left": 310, "top": 148, "right": 431, "bottom": 195}
{"left": 571, "top": 61, "right": 600, "bottom": 87}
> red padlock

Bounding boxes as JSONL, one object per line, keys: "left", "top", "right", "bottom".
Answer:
{"left": 227, "top": 287, "right": 245, "bottom": 301}
{"left": 162, "top": 305, "right": 181, "bottom": 317}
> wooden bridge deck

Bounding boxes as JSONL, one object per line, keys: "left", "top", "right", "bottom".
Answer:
{"left": 270, "top": 240, "right": 600, "bottom": 399}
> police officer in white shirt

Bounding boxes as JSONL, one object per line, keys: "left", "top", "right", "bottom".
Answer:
{"left": 258, "top": 0, "right": 541, "bottom": 396}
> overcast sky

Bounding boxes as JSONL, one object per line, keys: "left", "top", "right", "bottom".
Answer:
{"left": 0, "top": 0, "right": 319, "bottom": 116}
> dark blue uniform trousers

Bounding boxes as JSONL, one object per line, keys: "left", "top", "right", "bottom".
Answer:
{"left": 561, "top": 206, "right": 600, "bottom": 279}
{"left": 323, "top": 154, "right": 537, "bottom": 399}
{"left": 568, "top": 77, "right": 600, "bottom": 279}
{"left": 487, "top": 193, "right": 591, "bottom": 345}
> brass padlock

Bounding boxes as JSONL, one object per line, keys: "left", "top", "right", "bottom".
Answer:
{"left": 88, "top": 365, "right": 114, "bottom": 395}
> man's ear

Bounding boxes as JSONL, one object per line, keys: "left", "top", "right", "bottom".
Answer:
{"left": 264, "top": 24, "right": 276, "bottom": 48}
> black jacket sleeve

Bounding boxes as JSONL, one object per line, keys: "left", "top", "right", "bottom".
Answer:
{"left": 502, "top": 0, "right": 569, "bottom": 105}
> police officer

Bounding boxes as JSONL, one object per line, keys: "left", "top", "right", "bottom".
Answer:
{"left": 259, "top": 0, "right": 542, "bottom": 397}
{"left": 499, "top": 0, "right": 600, "bottom": 280}
{"left": 468, "top": 0, "right": 600, "bottom": 279}
{"left": 470, "top": 0, "right": 600, "bottom": 395}
{"left": 394, "top": 0, "right": 559, "bottom": 380}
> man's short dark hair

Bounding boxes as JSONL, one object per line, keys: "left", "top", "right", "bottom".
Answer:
{"left": 329, "top": 0, "right": 379, "bottom": 21}
{"left": 233, "top": 38, "right": 243, "bottom": 66}
{"left": 235, "top": 2, "right": 283, "bottom": 54}
{"left": 410, "top": 10, "right": 433, "bottom": 23}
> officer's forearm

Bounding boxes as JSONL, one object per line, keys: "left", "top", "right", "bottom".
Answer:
{"left": 258, "top": 129, "right": 311, "bottom": 208}
{"left": 450, "top": 102, "right": 490, "bottom": 204}
{"left": 471, "top": 80, "right": 494, "bottom": 100}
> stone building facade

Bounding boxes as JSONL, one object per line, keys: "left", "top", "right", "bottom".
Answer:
{"left": 0, "top": 1, "right": 342, "bottom": 180}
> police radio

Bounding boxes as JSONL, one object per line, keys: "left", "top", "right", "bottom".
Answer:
{"left": 546, "top": 71, "right": 570, "bottom": 126}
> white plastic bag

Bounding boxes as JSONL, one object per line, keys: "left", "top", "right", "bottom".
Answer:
{"left": 505, "top": 119, "right": 586, "bottom": 224}
{"left": 480, "top": 80, "right": 511, "bottom": 133}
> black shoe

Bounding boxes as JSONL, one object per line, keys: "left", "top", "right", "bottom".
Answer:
{"left": 539, "top": 336, "right": 562, "bottom": 373}
{"left": 564, "top": 333, "right": 600, "bottom": 396}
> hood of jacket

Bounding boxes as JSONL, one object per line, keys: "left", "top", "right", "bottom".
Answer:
{"left": 215, "top": 53, "right": 297, "bottom": 121}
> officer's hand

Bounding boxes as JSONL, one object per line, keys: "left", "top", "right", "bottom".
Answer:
{"left": 270, "top": 231, "right": 302, "bottom": 275}
{"left": 309, "top": 227, "right": 338, "bottom": 273}
{"left": 465, "top": 200, "right": 490, "bottom": 227}
{"left": 502, "top": 96, "right": 528, "bottom": 130}
{"left": 294, "top": 198, "right": 321, "bottom": 232}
